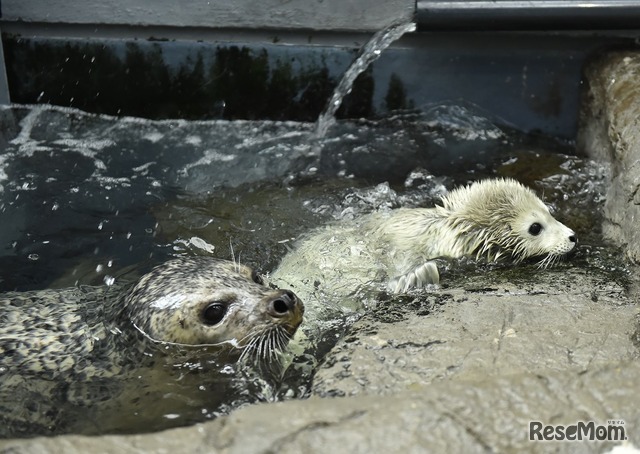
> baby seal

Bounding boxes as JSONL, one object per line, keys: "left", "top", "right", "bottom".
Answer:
{"left": 0, "top": 256, "right": 303, "bottom": 436}
{"left": 272, "top": 178, "right": 576, "bottom": 300}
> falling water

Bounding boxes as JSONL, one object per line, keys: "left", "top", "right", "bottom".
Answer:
{"left": 314, "top": 20, "right": 417, "bottom": 139}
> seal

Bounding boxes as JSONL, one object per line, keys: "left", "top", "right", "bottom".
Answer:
{"left": 0, "top": 256, "right": 303, "bottom": 436}
{"left": 271, "top": 178, "right": 576, "bottom": 299}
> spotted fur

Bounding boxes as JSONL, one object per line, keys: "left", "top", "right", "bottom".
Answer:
{"left": 0, "top": 256, "right": 303, "bottom": 436}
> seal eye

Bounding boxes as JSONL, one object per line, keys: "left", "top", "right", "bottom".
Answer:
{"left": 528, "top": 222, "right": 543, "bottom": 236}
{"left": 201, "top": 302, "right": 227, "bottom": 326}
{"left": 251, "top": 270, "right": 264, "bottom": 285}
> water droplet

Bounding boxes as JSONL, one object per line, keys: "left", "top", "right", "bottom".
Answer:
{"left": 96, "top": 264, "right": 104, "bottom": 273}
{"left": 220, "top": 365, "right": 235, "bottom": 374}
{"left": 104, "top": 275, "right": 115, "bottom": 286}
{"left": 28, "top": 253, "right": 39, "bottom": 261}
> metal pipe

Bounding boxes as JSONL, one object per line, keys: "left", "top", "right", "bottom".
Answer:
{"left": 416, "top": 1, "right": 640, "bottom": 30}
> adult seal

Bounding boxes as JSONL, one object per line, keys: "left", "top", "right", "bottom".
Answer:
{"left": 271, "top": 178, "right": 577, "bottom": 300}
{"left": 0, "top": 256, "right": 303, "bottom": 436}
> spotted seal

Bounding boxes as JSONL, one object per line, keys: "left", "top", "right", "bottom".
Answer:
{"left": 271, "top": 178, "right": 576, "bottom": 300}
{"left": 0, "top": 256, "right": 303, "bottom": 436}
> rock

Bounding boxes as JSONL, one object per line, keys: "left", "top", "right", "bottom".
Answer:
{"left": 578, "top": 52, "right": 640, "bottom": 264}
{"left": 312, "top": 268, "right": 637, "bottom": 397}
{"left": 2, "top": 364, "right": 638, "bottom": 453}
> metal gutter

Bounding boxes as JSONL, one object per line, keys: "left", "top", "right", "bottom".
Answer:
{"left": 416, "top": 1, "right": 640, "bottom": 30}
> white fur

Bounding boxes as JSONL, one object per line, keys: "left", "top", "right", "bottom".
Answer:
{"left": 271, "top": 178, "right": 576, "bottom": 304}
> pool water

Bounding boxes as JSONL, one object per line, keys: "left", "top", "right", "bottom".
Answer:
{"left": 0, "top": 102, "right": 620, "bottom": 437}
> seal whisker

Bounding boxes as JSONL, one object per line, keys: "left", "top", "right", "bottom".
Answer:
{"left": 228, "top": 240, "right": 242, "bottom": 273}
{"left": 537, "top": 253, "right": 561, "bottom": 269}
{"left": 236, "top": 325, "right": 271, "bottom": 348}
{"left": 238, "top": 325, "right": 290, "bottom": 370}
{"left": 240, "top": 328, "right": 273, "bottom": 362}
{"left": 262, "top": 330, "right": 273, "bottom": 358}
{"left": 238, "top": 334, "right": 261, "bottom": 364}
{"left": 266, "top": 328, "right": 281, "bottom": 362}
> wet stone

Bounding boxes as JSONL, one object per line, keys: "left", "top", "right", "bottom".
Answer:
{"left": 578, "top": 51, "right": 640, "bottom": 264}
{"left": 312, "top": 266, "right": 639, "bottom": 398}
{"left": 1, "top": 362, "right": 639, "bottom": 453}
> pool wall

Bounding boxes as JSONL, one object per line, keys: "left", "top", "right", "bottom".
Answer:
{"left": 2, "top": 1, "right": 640, "bottom": 138}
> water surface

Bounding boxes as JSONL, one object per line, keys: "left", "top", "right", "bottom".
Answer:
{"left": 0, "top": 102, "right": 619, "bottom": 437}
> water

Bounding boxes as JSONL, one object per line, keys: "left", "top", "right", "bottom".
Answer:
{"left": 0, "top": 97, "right": 621, "bottom": 438}
{"left": 314, "top": 21, "right": 417, "bottom": 139}
{"left": 0, "top": 23, "right": 618, "bottom": 438}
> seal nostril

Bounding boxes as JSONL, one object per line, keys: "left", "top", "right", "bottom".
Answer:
{"left": 569, "top": 235, "right": 577, "bottom": 243}
{"left": 269, "top": 290, "right": 299, "bottom": 316}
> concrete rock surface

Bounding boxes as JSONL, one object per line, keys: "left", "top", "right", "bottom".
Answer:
{"left": 1, "top": 364, "right": 639, "bottom": 453}
{"left": 312, "top": 268, "right": 637, "bottom": 397}
{"left": 578, "top": 52, "right": 640, "bottom": 264}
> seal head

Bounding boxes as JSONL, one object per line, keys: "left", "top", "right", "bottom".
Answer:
{"left": 434, "top": 177, "right": 577, "bottom": 266}
{"left": 0, "top": 256, "right": 303, "bottom": 437}
{"left": 124, "top": 256, "right": 303, "bottom": 352}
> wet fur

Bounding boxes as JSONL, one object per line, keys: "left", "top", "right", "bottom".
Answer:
{"left": 272, "top": 178, "right": 576, "bottom": 300}
{"left": 0, "top": 256, "right": 303, "bottom": 436}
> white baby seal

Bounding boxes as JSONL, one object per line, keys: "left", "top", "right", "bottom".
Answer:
{"left": 271, "top": 178, "right": 576, "bottom": 300}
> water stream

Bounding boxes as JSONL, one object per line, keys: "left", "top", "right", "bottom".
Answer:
{"left": 314, "top": 20, "right": 416, "bottom": 138}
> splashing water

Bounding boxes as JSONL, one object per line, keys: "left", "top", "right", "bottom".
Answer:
{"left": 314, "top": 21, "right": 417, "bottom": 139}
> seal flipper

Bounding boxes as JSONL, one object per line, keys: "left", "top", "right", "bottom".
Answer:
{"left": 388, "top": 261, "right": 440, "bottom": 293}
